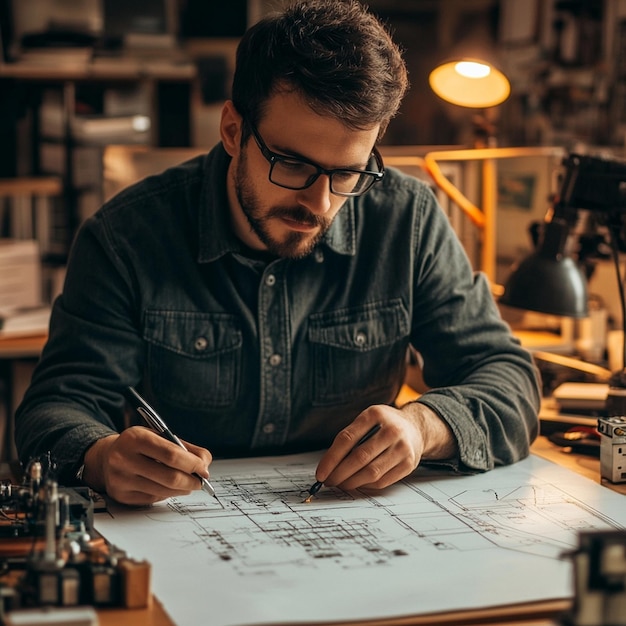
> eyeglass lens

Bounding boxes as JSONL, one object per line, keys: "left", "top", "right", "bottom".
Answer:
{"left": 269, "top": 154, "right": 381, "bottom": 195}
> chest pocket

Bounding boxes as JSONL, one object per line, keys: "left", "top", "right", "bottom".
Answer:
{"left": 308, "top": 300, "right": 409, "bottom": 406}
{"left": 144, "top": 310, "right": 242, "bottom": 409}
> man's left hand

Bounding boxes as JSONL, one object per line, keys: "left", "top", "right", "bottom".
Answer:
{"left": 315, "top": 403, "right": 457, "bottom": 491}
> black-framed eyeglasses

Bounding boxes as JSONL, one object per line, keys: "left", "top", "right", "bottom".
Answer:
{"left": 247, "top": 121, "right": 385, "bottom": 197}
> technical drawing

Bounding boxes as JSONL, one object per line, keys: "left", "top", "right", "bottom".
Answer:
{"left": 134, "top": 461, "right": 622, "bottom": 576}
{"left": 96, "top": 453, "right": 626, "bottom": 626}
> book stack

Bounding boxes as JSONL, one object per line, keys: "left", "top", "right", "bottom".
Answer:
{"left": 17, "top": 46, "right": 92, "bottom": 70}
{"left": 0, "top": 305, "right": 51, "bottom": 339}
{"left": 0, "top": 239, "right": 41, "bottom": 311}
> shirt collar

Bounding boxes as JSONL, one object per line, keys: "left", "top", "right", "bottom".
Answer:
{"left": 320, "top": 199, "right": 356, "bottom": 256}
{"left": 197, "top": 143, "right": 356, "bottom": 263}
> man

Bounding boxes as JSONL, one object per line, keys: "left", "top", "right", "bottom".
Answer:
{"left": 15, "top": 0, "right": 540, "bottom": 506}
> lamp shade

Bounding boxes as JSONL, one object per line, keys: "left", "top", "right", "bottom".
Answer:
{"left": 499, "top": 219, "right": 588, "bottom": 318}
{"left": 429, "top": 58, "right": 511, "bottom": 108}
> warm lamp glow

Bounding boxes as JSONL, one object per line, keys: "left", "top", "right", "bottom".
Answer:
{"left": 455, "top": 61, "right": 490, "bottom": 78}
{"left": 429, "top": 58, "right": 511, "bottom": 108}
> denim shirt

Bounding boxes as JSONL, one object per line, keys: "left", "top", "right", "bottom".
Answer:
{"left": 15, "top": 143, "right": 540, "bottom": 482}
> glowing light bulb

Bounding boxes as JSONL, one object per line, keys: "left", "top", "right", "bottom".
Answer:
{"left": 455, "top": 61, "right": 491, "bottom": 79}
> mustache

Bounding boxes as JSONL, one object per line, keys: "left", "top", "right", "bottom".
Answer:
{"left": 267, "top": 207, "right": 329, "bottom": 228}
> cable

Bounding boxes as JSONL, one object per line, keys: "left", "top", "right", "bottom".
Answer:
{"left": 606, "top": 214, "right": 626, "bottom": 370}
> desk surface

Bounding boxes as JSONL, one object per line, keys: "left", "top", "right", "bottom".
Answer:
{"left": 94, "top": 436, "right": 617, "bottom": 626}
{"left": 532, "top": 433, "right": 626, "bottom": 495}
{"left": 47, "top": 439, "right": 626, "bottom": 626}
{"left": 0, "top": 334, "right": 47, "bottom": 359}
{"left": 0, "top": 371, "right": 622, "bottom": 624}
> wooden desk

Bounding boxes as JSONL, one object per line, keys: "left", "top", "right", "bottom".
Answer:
{"left": 91, "top": 437, "right": 622, "bottom": 626}
{"left": 0, "top": 334, "right": 48, "bottom": 462}
{"left": 532, "top": 431, "right": 626, "bottom": 496}
{"left": 0, "top": 383, "right": 622, "bottom": 625}
{"left": 0, "top": 449, "right": 621, "bottom": 626}
{"left": 97, "top": 599, "right": 173, "bottom": 626}
{"left": 0, "top": 334, "right": 47, "bottom": 359}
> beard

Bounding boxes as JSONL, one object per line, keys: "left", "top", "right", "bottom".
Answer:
{"left": 234, "top": 153, "right": 334, "bottom": 259}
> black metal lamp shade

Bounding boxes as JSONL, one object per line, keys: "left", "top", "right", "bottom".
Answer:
{"left": 500, "top": 219, "right": 589, "bottom": 318}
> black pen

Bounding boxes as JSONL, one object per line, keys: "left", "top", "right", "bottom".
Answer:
{"left": 304, "top": 423, "right": 382, "bottom": 503}
{"left": 128, "top": 387, "right": 217, "bottom": 498}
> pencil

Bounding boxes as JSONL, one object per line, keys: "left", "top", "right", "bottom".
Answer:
{"left": 128, "top": 387, "right": 217, "bottom": 498}
{"left": 303, "top": 423, "right": 382, "bottom": 503}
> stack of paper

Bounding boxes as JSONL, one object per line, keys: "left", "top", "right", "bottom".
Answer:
{"left": 0, "top": 306, "right": 50, "bottom": 338}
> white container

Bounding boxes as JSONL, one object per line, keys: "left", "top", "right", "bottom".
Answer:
{"left": 608, "top": 330, "right": 624, "bottom": 373}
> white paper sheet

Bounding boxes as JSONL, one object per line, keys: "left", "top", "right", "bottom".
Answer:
{"left": 95, "top": 453, "right": 626, "bottom": 626}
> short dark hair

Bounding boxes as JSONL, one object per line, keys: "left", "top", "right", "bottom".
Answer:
{"left": 232, "top": 0, "right": 408, "bottom": 142}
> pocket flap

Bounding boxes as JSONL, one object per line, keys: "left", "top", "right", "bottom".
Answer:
{"left": 144, "top": 310, "right": 242, "bottom": 357}
{"left": 308, "top": 300, "right": 409, "bottom": 352}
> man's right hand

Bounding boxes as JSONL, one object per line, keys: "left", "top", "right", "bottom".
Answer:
{"left": 82, "top": 427, "right": 213, "bottom": 505}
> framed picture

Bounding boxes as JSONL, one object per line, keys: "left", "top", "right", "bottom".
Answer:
{"left": 497, "top": 171, "right": 537, "bottom": 210}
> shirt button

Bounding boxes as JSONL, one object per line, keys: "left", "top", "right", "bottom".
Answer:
{"left": 265, "top": 274, "right": 276, "bottom": 286}
{"left": 354, "top": 332, "right": 367, "bottom": 347}
{"left": 262, "top": 423, "right": 275, "bottom": 434}
{"left": 194, "top": 337, "right": 208, "bottom": 351}
{"left": 314, "top": 249, "right": 324, "bottom": 263}
{"left": 268, "top": 353, "right": 282, "bottom": 366}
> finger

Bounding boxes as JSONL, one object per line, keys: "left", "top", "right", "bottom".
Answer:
{"left": 132, "top": 429, "right": 210, "bottom": 479}
{"left": 108, "top": 447, "right": 186, "bottom": 489}
{"left": 337, "top": 454, "right": 410, "bottom": 491}
{"left": 135, "top": 452, "right": 207, "bottom": 492}
{"left": 320, "top": 427, "right": 388, "bottom": 486}
{"left": 180, "top": 440, "right": 213, "bottom": 475}
{"left": 339, "top": 433, "right": 422, "bottom": 491}
{"left": 316, "top": 407, "right": 391, "bottom": 482}
{"left": 107, "top": 457, "right": 200, "bottom": 503}
{"left": 108, "top": 430, "right": 206, "bottom": 492}
{"left": 108, "top": 477, "right": 195, "bottom": 506}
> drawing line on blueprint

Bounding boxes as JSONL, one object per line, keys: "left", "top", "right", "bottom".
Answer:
{"left": 137, "top": 464, "right": 623, "bottom": 576}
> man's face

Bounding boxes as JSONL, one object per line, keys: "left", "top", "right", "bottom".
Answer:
{"left": 233, "top": 141, "right": 331, "bottom": 259}
{"left": 221, "top": 91, "right": 380, "bottom": 259}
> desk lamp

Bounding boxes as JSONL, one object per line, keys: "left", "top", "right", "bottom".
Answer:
{"left": 499, "top": 162, "right": 588, "bottom": 318}
{"left": 426, "top": 56, "right": 510, "bottom": 281}
{"left": 426, "top": 55, "right": 543, "bottom": 283}
{"left": 500, "top": 153, "right": 626, "bottom": 413}
{"left": 428, "top": 58, "right": 510, "bottom": 110}
{"left": 429, "top": 57, "right": 510, "bottom": 146}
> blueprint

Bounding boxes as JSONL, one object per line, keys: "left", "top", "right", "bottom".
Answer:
{"left": 95, "top": 453, "right": 626, "bottom": 626}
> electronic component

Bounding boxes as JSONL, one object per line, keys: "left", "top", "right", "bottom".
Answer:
{"left": 0, "top": 455, "right": 151, "bottom": 617}
{"left": 559, "top": 153, "right": 626, "bottom": 213}
{"left": 564, "top": 529, "right": 626, "bottom": 626}
{"left": 597, "top": 416, "right": 626, "bottom": 484}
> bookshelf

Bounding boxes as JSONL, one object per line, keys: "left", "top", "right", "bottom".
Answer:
{"left": 0, "top": 60, "right": 195, "bottom": 276}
